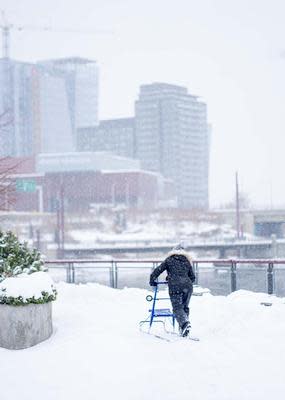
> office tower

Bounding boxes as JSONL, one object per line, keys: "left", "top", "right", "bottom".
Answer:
{"left": 39, "top": 66, "right": 74, "bottom": 153}
{"left": 0, "top": 59, "right": 33, "bottom": 156}
{"left": 0, "top": 58, "right": 74, "bottom": 156}
{"left": 77, "top": 117, "right": 135, "bottom": 158}
{"left": 42, "top": 57, "right": 99, "bottom": 146}
{"left": 135, "top": 83, "right": 209, "bottom": 209}
{"left": 0, "top": 57, "right": 98, "bottom": 157}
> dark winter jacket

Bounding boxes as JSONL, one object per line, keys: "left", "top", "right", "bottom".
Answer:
{"left": 149, "top": 250, "right": 195, "bottom": 294}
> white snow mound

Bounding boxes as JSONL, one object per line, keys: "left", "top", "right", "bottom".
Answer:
{"left": 0, "top": 271, "right": 55, "bottom": 300}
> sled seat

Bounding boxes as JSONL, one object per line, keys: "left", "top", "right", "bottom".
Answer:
{"left": 138, "top": 281, "right": 176, "bottom": 331}
{"left": 149, "top": 308, "right": 173, "bottom": 317}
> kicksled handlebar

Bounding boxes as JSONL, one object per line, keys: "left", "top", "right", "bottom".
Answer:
{"left": 146, "top": 281, "right": 168, "bottom": 301}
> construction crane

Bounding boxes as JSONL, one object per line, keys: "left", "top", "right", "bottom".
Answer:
{"left": 0, "top": 10, "right": 113, "bottom": 59}
{"left": 1, "top": 10, "right": 12, "bottom": 58}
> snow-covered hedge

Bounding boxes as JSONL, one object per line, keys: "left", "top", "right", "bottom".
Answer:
{"left": 0, "top": 231, "right": 57, "bottom": 306}
{"left": 0, "top": 230, "right": 46, "bottom": 283}
{"left": 0, "top": 271, "right": 57, "bottom": 306}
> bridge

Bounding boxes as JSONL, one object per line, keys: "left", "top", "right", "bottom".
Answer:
{"left": 62, "top": 236, "right": 285, "bottom": 259}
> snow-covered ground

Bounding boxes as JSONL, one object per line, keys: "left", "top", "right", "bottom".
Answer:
{"left": 1, "top": 282, "right": 285, "bottom": 400}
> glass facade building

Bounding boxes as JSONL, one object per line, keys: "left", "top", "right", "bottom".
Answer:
{"left": 0, "top": 57, "right": 98, "bottom": 157}
{"left": 135, "top": 83, "right": 209, "bottom": 209}
{"left": 77, "top": 117, "right": 135, "bottom": 158}
{"left": 42, "top": 57, "right": 99, "bottom": 148}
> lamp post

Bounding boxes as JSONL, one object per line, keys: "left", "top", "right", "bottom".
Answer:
{"left": 56, "top": 174, "right": 65, "bottom": 258}
{"left": 235, "top": 171, "right": 240, "bottom": 240}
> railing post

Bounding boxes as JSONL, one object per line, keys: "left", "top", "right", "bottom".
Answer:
{"left": 71, "top": 263, "right": 75, "bottom": 284}
{"left": 66, "top": 262, "right": 72, "bottom": 283}
{"left": 267, "top": 262, "right": 274, "bottom": 295}
{"left": 114, "top": 262, "right": 118, "bottom": 289}
{"left": 65, "top": 264, "right": 69, "bottom": 283}
{"left": 109, "top": 262, "right": 115, "bottom": 288}
{"left": 193, "top": 261, "right": 199, "bottom": 285}
{"left": 150, "top": 262, "right": 157, "bottom": 291}
{"left": 230, "top": 261, "right": 237, "bottom": 292}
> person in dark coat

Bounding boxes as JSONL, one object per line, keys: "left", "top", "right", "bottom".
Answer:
{"left": 149, "top": 244, "right": 195, "bottom": 337}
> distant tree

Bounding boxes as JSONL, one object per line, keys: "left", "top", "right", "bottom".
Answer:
{"left": 0, "top": 110, "right": 19, "bottom": 211}
{"left": 0, "top": 110, "right": 12, "bottom": 131}
{"left": 0, "top": 157, "right": 18, "bottom": 210}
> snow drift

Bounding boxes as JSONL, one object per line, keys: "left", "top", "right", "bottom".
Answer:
{"left": 1, "top": 281, "right": 285, "bottom": 400}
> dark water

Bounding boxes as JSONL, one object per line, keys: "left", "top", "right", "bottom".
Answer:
{"left": 48, "top": 264, "right": 285, "bottom": 297}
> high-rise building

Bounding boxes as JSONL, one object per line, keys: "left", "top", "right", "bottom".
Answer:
{"left": 135, "top": 83, "right": 209, "bottom": 209}
{"left": 0, "top": 57, "right": 98, "bottom": 157}
{"left": 0, "top": 58, "right": 75, "bottom": 156}
{"left": 38, "top": 65, "right": 74, "bottom": 154}
{"left": 0, "top": 58, "right": 34, "bottom": 156}
{"left": 77, "top": 118, "right": 135, "bottom": 159}
{"left": 41, "top": 57, "right": 99, "bottom": 147}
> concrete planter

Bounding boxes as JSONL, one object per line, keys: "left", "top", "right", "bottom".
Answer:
{"left": 0, "top": 302, "right": 53, "bottom": 350}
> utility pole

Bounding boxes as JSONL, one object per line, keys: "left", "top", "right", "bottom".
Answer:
{"left": 269, "top": 179, "right": 273, "bottom": 210}
{"left": 60, "top": 179, "right": 65, "bottom": 257}
{"left": 125, "top": 183, "right": 129, "bottom": 208}
{"left": 56, "top": 175, "right": 65, "bottom": 258}
{"left": 235, "top": 171, "right": 240, "bottom": 239}
{"left": 112, "top": 183, "right": 116, "bottom": 206}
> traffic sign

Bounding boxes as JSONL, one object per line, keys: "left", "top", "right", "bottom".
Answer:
{"left": 16, "top": 179, "right": 37, "bottom": 193}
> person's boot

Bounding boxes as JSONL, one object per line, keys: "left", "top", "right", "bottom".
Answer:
{"left": 181, "top": 322, "right": 191, "bottom": 337}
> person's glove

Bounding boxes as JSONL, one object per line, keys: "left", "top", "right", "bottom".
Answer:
{"left": 149, "top": 281, "right": 157, "bottom": 287}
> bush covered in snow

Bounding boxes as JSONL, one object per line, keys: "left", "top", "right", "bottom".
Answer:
{"left": 0, "top": 271, "right": 57, "bottom": 306}
{"left": 0, "top": 230, "right": 46, "bottom": 283}
{"left": 0, "top": 231, "right": 56, "bottom": 306}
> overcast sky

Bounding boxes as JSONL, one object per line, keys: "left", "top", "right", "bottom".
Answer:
{"left": 2, "top": 0, "right": 285, "bottom": 208}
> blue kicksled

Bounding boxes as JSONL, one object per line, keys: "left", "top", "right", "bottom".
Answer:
{"left": 139, "top": 281, "right": 200, "bottom": 342}
{"left": 139, "top": 281, "right": 179, "bottom": 342}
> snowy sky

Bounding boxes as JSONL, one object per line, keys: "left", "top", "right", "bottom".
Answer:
{"left": 2, "top": 0, "right": 285, "bottom": 208}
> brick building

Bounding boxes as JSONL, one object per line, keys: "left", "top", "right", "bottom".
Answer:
{"left": 3, "top": 153, "right": 172, "bottom": 212}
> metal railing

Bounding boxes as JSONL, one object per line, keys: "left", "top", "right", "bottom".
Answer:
{"left": 45, "top": 258, "right": 285, "bottom": 296}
